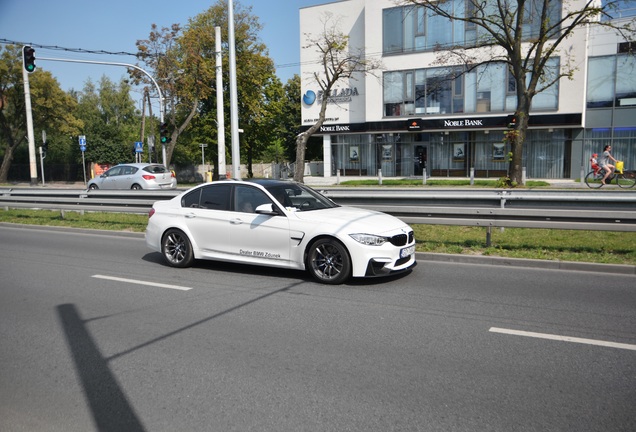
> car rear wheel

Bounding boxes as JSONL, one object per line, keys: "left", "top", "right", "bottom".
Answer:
{"left": 307, "top": 238, "right": 351, "bottom": 284}
{"left": 162, "top": 229, "right": 194, "bottom": 268}
{"left": 131, "top": 184, "right": 142, "bottom": 190}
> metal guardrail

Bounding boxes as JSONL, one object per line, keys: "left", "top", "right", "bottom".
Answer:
{"left": 1, "top": 187, "right": 635, "bottom": 232}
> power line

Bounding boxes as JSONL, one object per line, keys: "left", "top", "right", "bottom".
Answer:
{"left": 0, "top": 38, "right": 138, "bottom": 56}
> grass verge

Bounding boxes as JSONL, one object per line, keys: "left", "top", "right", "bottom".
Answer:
{"left": 1, "top": 208, "right": 634, "bottom": 265}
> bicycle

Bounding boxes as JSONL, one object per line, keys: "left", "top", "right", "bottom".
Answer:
{"left": 584, "top": 160, "right": 636, "bottom": 189}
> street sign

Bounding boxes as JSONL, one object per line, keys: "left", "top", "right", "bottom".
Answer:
{"left": 80, "top": 146, "right": 86, "bottom": 152}
{"left": 79, "top": 135, "right": 86, "bottom": 148}
{"left": 134, "top": 141, "right": 143, "bottom": 153}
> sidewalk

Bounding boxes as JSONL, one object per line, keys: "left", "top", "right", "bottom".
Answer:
{"left": 303, "top": 175, "right": 583, "bottom": 188}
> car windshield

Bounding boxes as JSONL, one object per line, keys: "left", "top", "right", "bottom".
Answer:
{"left": 263, "top": 183, "right": 338, "bottom": 212}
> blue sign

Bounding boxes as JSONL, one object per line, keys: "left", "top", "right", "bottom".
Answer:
{"left": 134, "top": 141, "right": 143, "bottom": 153}
{"left": 79, "top": 135, "right": 86, "bottom": 146}
{"left": 80, "top": 145, "right": 86, "bottom": 152}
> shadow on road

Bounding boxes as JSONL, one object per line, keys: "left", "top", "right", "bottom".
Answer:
{"left": 57, "top": 304, "right": 146, "bottom": 432}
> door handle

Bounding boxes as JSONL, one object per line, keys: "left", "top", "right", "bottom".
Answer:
{"left": 230, "top": 218, "right": 243, "bottom": 225}
{"left": 185, "top": 213, "right": 196, "bottom": 219}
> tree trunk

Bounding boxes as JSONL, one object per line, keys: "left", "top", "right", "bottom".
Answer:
{"left": 294, "top": 132, "right": 309, "bottom": 182}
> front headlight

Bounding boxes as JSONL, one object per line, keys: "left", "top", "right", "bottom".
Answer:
{"left": 349, "top": 233, "right": 387, "bottom": 246}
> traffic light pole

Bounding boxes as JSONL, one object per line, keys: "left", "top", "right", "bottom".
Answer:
{"left": 21, "top": 65, "right": 38, "bottom": 186}
{"left": 38, "top": 56, "right": 167, "bottom": 165}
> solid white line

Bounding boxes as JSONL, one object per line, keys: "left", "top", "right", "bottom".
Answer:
{"left": 92, "top": 275, "right": 192, "bottom": 291}
{"left": 489, "top": 327, "right": 636, "bottom": 351}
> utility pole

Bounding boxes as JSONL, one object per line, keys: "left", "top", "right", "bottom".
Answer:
{"left": 215, "top": 26, "right": 226, "bottom": 180}
{"left": 228, "top": 0, "right": 241, "bottom": 179}
{"left": 22, "top": 46, "right": 38, "bottom": 186}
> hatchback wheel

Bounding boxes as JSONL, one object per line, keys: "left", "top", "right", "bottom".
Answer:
{"left": 162, "top": 229, "right": 194, "bottom": 268}
{"left": 88, "top": 184, "right": 98, "bottom": 190}
{"left": 307, "top": 238, "right": 351, "bottom": 284}
{"left": 131, "top": 184, "right": 142, "bottom": 190}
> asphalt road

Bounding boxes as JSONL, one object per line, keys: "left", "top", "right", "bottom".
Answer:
{"left": 1, "top": 225, "right": 634, "bottom": 432}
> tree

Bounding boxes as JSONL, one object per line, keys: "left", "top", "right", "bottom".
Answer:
{"left": 398, "top": 0, "right": 635, "bottom": 186}
{"left": 134, "top": 0, "right": 276, "bottom": 172}
{"left": 74, "top": 76, "right": 140, "bottom": 164}
{"left": 0, "top": 45, "right": 82, "bottom": 182}
{"left": 294, "top": 15, "right": 382, "bottom": 183}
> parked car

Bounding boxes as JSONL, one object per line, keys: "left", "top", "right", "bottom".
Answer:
{"left": 145, "top": 179, "right": 416, "bottom": 284}
{"left": 87, "top": 163, "right": 177, "bottom": 190}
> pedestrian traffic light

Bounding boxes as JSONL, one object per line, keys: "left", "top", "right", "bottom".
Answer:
{"left": 23, "top": 46, "right": 36, "bottom": 73}
{"left": 160, "top": 122, "right": 171, "bottom": 144}
{"left": 507, "top": 114, "right": 517, "bottom": 129}
{"left": 41, "top": 141, "right": 48, "bottom": 158}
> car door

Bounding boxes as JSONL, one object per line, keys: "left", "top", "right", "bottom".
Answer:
{"left": 113, "top": 165, "right": 136, "bottom": 189}
{"left": 228, "top": 185, "right": 292, "bottom": 264}
{"left": 100, "top": 166, "right": 123, "bottom": 189}
{"left": 180, "top": 184, "right": 232, "bottom": 256}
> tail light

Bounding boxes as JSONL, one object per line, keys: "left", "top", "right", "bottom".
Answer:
{"left": 171, "top": 170, "right": 176, "bottom": 178}
{"left": 142, "top": 174, "right": 156, "bottom": 180}
{"left": 148, "top": 208, "right": 155, "bottom": 218}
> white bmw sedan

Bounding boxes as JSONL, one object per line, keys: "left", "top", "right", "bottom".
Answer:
{"left": 145, "top": 179, "right": 416, "bottom": 284}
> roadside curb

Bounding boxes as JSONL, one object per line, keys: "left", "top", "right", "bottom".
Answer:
{"left": 416, "top": 252, "right": 636, "bottom": 276}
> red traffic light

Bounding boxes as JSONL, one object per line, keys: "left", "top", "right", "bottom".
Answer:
{"left": 22, "top": 46, "right": 36, "bottom": 73}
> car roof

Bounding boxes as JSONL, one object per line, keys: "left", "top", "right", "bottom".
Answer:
{"left": 114, "top": 163, "right": 164, "bottom": 168}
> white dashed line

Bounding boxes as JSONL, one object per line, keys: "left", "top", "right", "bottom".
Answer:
{"left": 92, "top": 275, "right": 192, "bottom": 291}
{"left": 489, "top": 327, "right": 636, "bottom": 351}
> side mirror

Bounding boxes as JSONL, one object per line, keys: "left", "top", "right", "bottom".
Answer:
{"left": 255, "top": 203, "right": 279, "bottom": 215}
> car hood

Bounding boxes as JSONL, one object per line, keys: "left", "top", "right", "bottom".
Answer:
{"left": 290, "top": 206, "right": 409, "bottom": 235}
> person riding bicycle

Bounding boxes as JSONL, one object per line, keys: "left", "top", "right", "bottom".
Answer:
{"left": 598, "top": 145, "right": 618, "bottom": 185}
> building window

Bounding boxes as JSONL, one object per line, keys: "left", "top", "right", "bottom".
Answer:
{"left": 616, "top": 55, "right": 636, "bottom": 107}
{"left": 587, "top": 56, "right": 616, "bottom": 108}
{"left": 384, "top": 60, "right": 559, "bottom": 117}
{"left": 383, "top": 0, "right": 562, "bottom": 55}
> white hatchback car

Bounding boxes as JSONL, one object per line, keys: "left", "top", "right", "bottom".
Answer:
{"left": 145, "top": 179, "right": 416, "bottom": 284}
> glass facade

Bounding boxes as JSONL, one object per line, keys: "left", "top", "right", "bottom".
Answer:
{"left": 587, "top": 55, "right": 636, "bottom": 108}
{"left": 331, "top": 130, "right": 568, "bottom": 179}
{"left": 384, "top": 60, "right": 559, "bottom": 117}
{"left": 382, "top": 1, "right": 562, "bottom": 54}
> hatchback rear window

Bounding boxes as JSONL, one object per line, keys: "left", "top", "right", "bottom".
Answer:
{"left": 144, "top": 165, "right": 168, "bottom": 174}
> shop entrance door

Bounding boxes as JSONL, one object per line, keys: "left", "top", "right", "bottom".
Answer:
{"left": 414, "top": 144, "right": 428, "bottom": 176}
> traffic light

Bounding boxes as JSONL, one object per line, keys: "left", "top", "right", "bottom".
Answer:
{"left": 160, "top": 122, "right": 171, "bottom": 144}
{"left": 41, "top": 141, "right": 48, "bottom": 158}
{"left": 23, "top": 46, "right": 36, "bottom": 73}
{"left": 507, "top": 114, "right": 517, "bottom": 129}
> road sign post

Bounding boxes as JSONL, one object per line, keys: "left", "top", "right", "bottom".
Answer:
{"left": 79, "top": 135, "right": 87, "bottom": 185}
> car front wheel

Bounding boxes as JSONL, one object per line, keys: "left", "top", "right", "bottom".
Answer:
{"left": 162, "top": 229, "right": 194, "bottom": 268}
{"left": 307, "top": 238, "right": 351, "bottom": 284}
{"left": 88, "top": 184, "right": 98, "bottom": 190}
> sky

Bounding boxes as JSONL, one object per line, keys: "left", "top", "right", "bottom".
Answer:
{"left": 0, "top": 0, "right": 330, "bottom": 96}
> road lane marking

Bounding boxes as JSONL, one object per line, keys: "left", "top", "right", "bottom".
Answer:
{"left": 92, "top": 275, "right": 192, "bottom": 291}
{"left": 489, "top": 327, "right": 636, "bottom": 351}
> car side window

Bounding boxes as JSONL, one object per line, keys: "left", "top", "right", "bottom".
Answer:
{"left": 200, "top": 185, "right": 231, "bottom": 210}
{"left": 106, "top": 167, "right": 122, "bottom": 177}
{"left": 123, "top": 166, "right": 135, "bottom": 175}
{"left": 182, "top": 189, "right": 201, "bottom": 208}
{"left": 234, "top": 185, "right": 270, "bottom": 213}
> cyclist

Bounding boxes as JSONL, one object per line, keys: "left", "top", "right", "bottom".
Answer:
{"left": 598, "top": 145, "right": 618, "bottom": 185}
